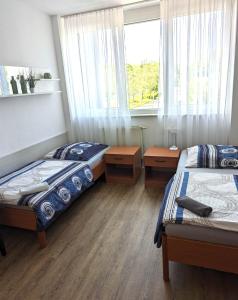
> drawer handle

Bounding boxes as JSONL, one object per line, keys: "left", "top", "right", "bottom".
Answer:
{"left": 113, "top": 157, "right": 123, "bottom": 160}
{"left": 155, "top": 160, "right": 167, "bottom": 163}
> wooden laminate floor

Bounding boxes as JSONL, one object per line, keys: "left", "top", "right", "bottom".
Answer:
{"left": 0, "top": 175, "right": 238, "bottom": 300}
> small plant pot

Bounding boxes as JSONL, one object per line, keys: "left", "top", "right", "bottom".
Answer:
{"left": 30, "top": 87, "right": 35, "bottom": 93}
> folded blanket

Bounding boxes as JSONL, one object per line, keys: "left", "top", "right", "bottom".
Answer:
{"left": 186, "top": 144, "right": 238, "bottom": 168}
{"left": 45, "top": 142, "right": 108, "bottom": 161}
{"left": 176, "top": 196, "right": 212, "bottom": 217}
{"left": 0, "top": 182, "right": 49, "bottom": 203}
{"left": 20, "top": 182, "right": 49, "bottom": 195}
{"left": 0, "top": 189, "right": 21, "bottom": 202}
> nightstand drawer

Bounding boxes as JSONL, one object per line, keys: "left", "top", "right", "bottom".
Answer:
{"left": 104, "top": 154, "right": 133, "bottom": 165}
{"left": 144, "top": 157, "right": 178, "bottom": 168}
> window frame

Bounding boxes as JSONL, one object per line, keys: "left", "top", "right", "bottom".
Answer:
{"left": 124, "top": 3, "right": 160, "bottom": 116}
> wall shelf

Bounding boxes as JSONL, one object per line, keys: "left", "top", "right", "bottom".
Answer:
{"left": 0, "top": 91, "right": 62, "bottom": 99}
{"left": 39, "top": 78, "right": 61, "bottom": 81}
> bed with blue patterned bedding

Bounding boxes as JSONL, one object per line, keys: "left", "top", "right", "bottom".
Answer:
{"left": 0, "top": 160, "right": 94, "bottom": 230}
{"left": 154, "top": 170, "right": 238, "bottom": 247}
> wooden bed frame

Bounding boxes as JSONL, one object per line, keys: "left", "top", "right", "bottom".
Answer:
{"left": 162, "top": 234, "right": 238, "bottom": 281}
{"left": 0, "top": 160, "right": 105, "bottom": 249}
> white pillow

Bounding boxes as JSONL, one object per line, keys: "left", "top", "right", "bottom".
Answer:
{"left": 185, "top": 145, "right": 199, "bottom": 168}
{"left": 44, "top": 148, "right": 57, "bottom": 159}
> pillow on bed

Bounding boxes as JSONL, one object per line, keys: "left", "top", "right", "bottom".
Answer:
{"left": 45, "top": 142, "right": 108, "bottom": 161}
{"left": 185, "top": 144, "right": 238, "bottom": 168}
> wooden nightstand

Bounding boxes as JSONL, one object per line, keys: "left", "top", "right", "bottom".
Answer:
{"left": 104, "top": 146, "right": 141, "bottom": 184}
{"left": 144, "top": 147, "right": 180, "bottom": 188}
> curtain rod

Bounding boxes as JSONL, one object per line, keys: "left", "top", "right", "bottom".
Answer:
{"left": 61, "top": 0, "right": 160, "bottom": 18}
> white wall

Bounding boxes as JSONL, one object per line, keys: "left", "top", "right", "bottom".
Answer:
{"left": 124, "top": 2, "right": 160, "bottom": 24}
{"left": 0, "top": 0, "right": 67, "bottom": 173}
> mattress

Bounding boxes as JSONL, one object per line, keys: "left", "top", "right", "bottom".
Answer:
{"left": 165, "top": 149, "right": 238, "bottom": 246}
{"left": 165, "top": 224, "right": 238, "bottom": 246}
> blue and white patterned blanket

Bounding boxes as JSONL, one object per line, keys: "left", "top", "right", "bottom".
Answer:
{"left": 45, "top": 142, "right": 108, "bottom": 161}
{"left": 0, "top": 160, "right": 94, "bottom": 229}
{"left": 154, "top": 171, "right": 238, "bottom": 247}
{"left": 186, "top": 144, "right": 238, "bottom": 168}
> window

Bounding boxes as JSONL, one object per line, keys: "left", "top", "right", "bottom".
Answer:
{"left": 171, "top": 11, "right": 224, "bottom": 115}
{"left": 124, "top": 19, "right": 160, "bottom": 113}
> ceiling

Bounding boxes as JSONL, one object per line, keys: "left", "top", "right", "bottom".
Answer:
{"left": 22, "top": 0, "right": 147, "bottom": 16}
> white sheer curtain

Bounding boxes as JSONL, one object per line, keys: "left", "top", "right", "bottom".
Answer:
{"left": 159, "top": 0, "right": 237, "bottom": 148}
{"left": 60, "top": 8, "right": 131, "bottom": 145}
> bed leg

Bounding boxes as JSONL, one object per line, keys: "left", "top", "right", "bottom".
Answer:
{"left": 162, "top": 234, "right": 169, "bottom": 281}
{"left": 37, "top": 231, "right": 47, "bottom": 249}
{"left": 0, "top": 235, "right": 6, "bottom": 256}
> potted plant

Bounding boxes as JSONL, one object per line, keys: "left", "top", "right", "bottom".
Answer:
{"left": 27, "top": 72, "right": 38, "bottom": 93}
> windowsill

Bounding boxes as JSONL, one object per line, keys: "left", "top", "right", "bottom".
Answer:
{"left": 131, "top": 113, "right": 157, "bottom": 117}
{"left": 130, "top": 108, "right": 158, "bottom": 117}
